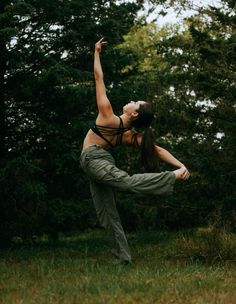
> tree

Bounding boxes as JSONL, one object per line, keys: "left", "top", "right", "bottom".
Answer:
{"left": 0, "top": 0, "right": 144, "bottom": 242}
{"left": 116, "top": 0, "right": 236, "bottom": 228}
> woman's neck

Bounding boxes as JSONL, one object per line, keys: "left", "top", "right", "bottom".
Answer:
{"left": 119, "top": 113, "right": 133, "bottom": 128}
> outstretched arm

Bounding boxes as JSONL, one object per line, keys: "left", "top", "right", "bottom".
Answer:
{"left": 128, "top": 133, "right": 189, "bottom": 179}
{"left": 94, "top": 38, "right": 113, "bottom": 118}
{"left": 155, "top": 145, "right": 183, "bottom": 167}
{"left": 155, "top": 145, "right": 190, "bottom": 179}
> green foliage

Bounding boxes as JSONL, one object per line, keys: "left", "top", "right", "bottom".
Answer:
{"left": 1, "top": 0, "right": 235, "bottom": 241}
{"left": 0, "top": 155, "right": 46, "bottom": 242}
{"left": 117, "top": 1, "right": 236, "bottom": 228}
{"left": 0, "top": 0, "right": 143, "bottom": 241}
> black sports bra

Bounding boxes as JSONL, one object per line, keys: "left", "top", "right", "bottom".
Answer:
{"left": 91, "top": 117, "right": 139, "bottom": 148}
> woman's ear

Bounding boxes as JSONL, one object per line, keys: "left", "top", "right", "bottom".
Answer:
{"left": 131, "top": 111, "right": 139, "bottom": 119}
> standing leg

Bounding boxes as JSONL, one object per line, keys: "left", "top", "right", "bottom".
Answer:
{"left": 90, "top": 179, "right": 131, "bottom": 263}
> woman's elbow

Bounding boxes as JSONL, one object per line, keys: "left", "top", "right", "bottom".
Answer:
{"left": 94, "top": 71, "right": 103, "bottom": 80}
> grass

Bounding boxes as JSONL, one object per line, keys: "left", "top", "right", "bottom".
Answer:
{"left": 0, "top": 229, "right": 236, "bottom": 304}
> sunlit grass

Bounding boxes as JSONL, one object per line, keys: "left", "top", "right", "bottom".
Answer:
{"left": 0, "top": 230, "right": 236, "bottom": 303}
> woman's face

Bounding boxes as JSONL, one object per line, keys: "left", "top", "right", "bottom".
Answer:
{"left": 123, "top": 101, "right": 146, "bottom": 115}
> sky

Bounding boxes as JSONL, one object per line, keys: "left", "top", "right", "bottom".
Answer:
{"left": 142, "top": 0, "right": 223, "bottom": 26}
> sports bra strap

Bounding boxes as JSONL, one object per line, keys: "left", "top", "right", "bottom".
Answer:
{"left": 131, "top": 132, "right": 139, "bottom": 147}
{"left": 91, "top": 116, "right": 130, "bottom": 148}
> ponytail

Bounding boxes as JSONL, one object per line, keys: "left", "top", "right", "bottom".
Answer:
{"left": 141, "top": 127, "right": 159, "bottom": 172}
{"left": 131, "top": 101, "right": 159, "bottom": 172}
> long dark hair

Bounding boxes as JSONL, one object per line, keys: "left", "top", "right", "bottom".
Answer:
{"left": 131, "top": 102, "right": 159, "bottom": 172}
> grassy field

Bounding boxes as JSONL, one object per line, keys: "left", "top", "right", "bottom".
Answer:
{"left": 0, "top": 229, "right": 236, "bottom": 304}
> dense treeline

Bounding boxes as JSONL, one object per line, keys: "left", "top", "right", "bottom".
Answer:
{"left": 117, "top": 0, "right": 236, "bottom": 231}
{"left": 0, "top": 0, "right": 235, "bottom": 243}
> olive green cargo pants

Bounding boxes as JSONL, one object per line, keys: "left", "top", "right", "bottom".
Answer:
{"left": 80, "top": 145, "right": 176, "bottom": 262}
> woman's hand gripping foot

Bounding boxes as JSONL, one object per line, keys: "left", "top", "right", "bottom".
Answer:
{"left": 174, "top": 165, "right": 190, "bottom": 180}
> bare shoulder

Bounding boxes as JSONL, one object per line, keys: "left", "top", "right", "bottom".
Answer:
{"left": 95, "top": 113, "right": 121, "bottom": 127}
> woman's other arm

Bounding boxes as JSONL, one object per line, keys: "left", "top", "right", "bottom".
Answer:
{"left": 127, "top": 132, "right": 189, "bottom": 179}
{"left": 132, "top": 133, "right": 186, "bottom": 168}
{"left": 155, "top": 145, "right": 190, "bottom": 179}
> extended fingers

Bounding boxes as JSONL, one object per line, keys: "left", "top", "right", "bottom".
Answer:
{"left": 179, "top": 165, "right": 190, "bottom": 180}
{"left": 97, "top": 37, "right": 107, "bottom": 44}
{"left": 182, "top": 170, "right": 190, "bottom": 180}
{"left": 95, "top": 38, "right": 107, "bottom": 52}
{"left": 178, "top": 167, "right": 190, "bottom": 180}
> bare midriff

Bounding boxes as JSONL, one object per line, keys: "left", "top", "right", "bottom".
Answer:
{"left": 82, "top": 129, "right": 132, "bottom": 153}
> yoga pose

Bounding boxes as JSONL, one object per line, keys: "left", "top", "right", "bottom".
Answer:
{"left": 80, "top": 38, "right": 190, "bottom": 264}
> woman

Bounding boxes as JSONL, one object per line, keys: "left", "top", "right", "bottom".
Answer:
{"left": 80, "top": 38, "right": 190, "bottom": 264}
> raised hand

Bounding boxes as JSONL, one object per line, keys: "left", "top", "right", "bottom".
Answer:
{"left": 95, "top": 37, "right": 107, "bottom": 53}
